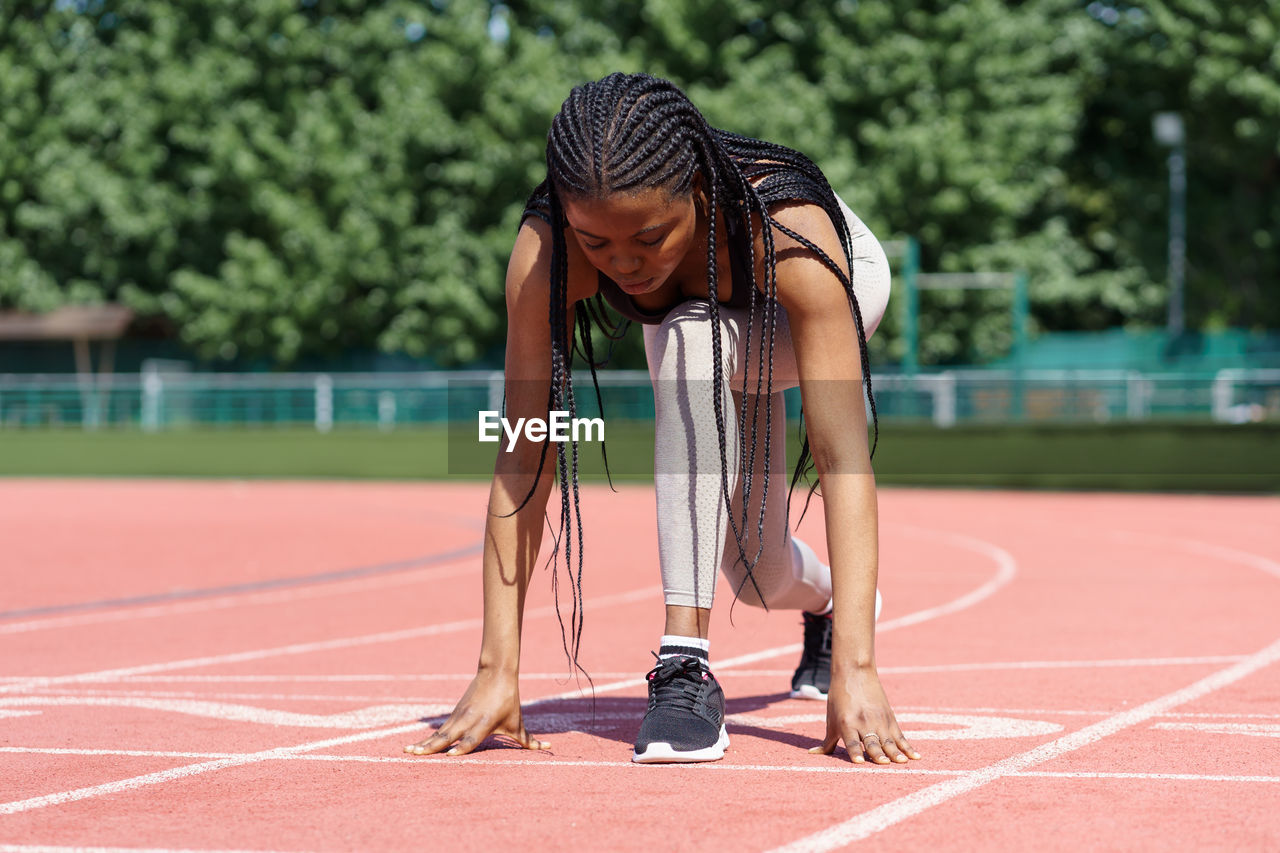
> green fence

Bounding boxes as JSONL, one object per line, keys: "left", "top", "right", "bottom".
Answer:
{"left": 2, "top": 368, "right": 1278, "bottom": 431}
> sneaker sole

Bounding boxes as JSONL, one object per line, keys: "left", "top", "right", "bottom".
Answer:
{"left": 631, "top": 725, "right": 729, "bottom": 764}
{"left": 787, "top": 591, "right": 881, "bottom": 703}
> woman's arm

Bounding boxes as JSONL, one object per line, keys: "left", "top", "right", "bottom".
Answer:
{"left": 771, "top": 202, "right": 921, "bottom": 765}
{"left": 408, "top": 216, "right": 586, "bottom": 756}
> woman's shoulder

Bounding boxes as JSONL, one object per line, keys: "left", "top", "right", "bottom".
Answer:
{"left": 753, "top": 199, "right": 849, "bottom": 310}
{"left": 743, "top": 197, "right": 842, "bottom": 267}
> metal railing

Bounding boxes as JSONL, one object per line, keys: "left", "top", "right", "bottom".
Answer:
{"left": 1, "top": 368, "right": 1277, "bottom": 430}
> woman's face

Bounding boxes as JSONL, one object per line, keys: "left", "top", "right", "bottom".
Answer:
{"left": 561, "top": 187, "right": 699, "bottom": 297}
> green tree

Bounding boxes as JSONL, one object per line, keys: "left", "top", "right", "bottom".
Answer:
{"left": 513, "top": 0, "right": 1117, "bottom": 364}
{"left": 1, "top": 0, "right": 565, "bottom": 364}
{"left": 1070, "top": 0, "right": 1280, "bottom": 331}
{"left": 2, "top": 0, "right": 1276, "bottom": 371}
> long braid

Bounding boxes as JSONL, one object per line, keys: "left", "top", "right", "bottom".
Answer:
{"left": 699, "top": 154, "right": 766, "bottom": 608}
{"left": 718, "top": 129, "right": 880, "bottom": 507}
{"left": 730, "top": 179, "right": 782, "bottom": 607}
{"left": 545, "top": 188, "right": 590, "bottom": 679}
{"left": 524, "top": 73, "right": 878, "bottom": 665}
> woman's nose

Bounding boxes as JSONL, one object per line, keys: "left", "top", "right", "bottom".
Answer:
{"left": 611, "top": 254, "right": 642, "bottom": 276}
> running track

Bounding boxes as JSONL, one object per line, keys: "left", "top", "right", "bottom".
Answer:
{"left": 1, "top": 480, "right": 1278, "bottom": 851}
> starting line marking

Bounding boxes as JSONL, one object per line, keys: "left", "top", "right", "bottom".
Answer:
{"left": 26, "top": 688, "right": 463, "bottom": 704}
{"left": 727, "top": 713, "right": 1063, "bottom": 740}
{"left": 768, "top": 533, "right": 1280, "bottom": 853}
{"left": 0, "top": 586, "right": 658, "bottom": 696}
{"left": 0, "top": 696, "right": 456, "bottom": 729}
{"left": 770, "top": 635, "right": 1280, "bottom": 853}
{"left": 2, "top": 748, "right": 1279, "bottom": 786}
{"left": 0, "top": 721, "right": 432, "bottom": 816}
{"left": 0, "top": 673, "right": 639, "bottom": 684}
{"left": 0, "top": 653, "right": 1246, "bottom": 685}
{"left": 0, "top": 840, "right": 293, "bottom": 845}
{"left": 1153, "top": 722, "right": 1280, "bottom": 738}
{"left": 0, "top": 525, "right": 1018, "bottom": 815}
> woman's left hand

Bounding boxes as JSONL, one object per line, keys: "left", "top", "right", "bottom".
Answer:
{"left": 810, "top": 665, "right": 921, "bottom": 764}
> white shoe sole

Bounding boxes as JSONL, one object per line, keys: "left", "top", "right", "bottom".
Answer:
{"left": 789, "top": 684, "right": 827, "bottom": 701}
{"left": 632, "top": 725, "right": 729, "bottom": 764}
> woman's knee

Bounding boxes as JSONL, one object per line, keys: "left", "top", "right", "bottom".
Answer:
{"left": 644, "top": 300, "right": 738, "bottom": 382}
{"left": 721, "top": 561, "right": 770, "bottom": 608}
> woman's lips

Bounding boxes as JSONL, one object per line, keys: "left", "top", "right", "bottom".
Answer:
{"left": 616, "top": 277, "right": 654, "bottom": 292}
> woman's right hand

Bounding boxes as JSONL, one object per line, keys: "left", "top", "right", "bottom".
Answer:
{"left": 403, "top": 667, "right": 549, "bottom": 756}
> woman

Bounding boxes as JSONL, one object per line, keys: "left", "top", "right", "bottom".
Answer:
{"left": 407, "top": 72, "right": 918, "bottom": 766}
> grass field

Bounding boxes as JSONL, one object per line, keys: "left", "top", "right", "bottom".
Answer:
{"left": 1, "top": 422, "right": 1277, "bottom": 491}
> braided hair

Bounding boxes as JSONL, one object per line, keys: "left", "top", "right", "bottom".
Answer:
{"left": 519, "top": 72, "right": 877, "bottom": 664}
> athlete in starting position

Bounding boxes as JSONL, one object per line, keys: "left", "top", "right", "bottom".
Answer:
{"left": 407, "top": 72, "right": 919, "bottom": 765}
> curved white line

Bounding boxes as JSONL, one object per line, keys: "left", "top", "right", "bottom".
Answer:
{"left": 877, "top": 525, "right": 1019, "bottom": 632}
{"left": 768, "top": 532, "right": 1280, "bottom": 852}
{"left": 544, "top": 525, "right": 1019, "bottom": 694}
{"left": 1108, "top": 531, "right": 1280, "bottom": 580}
{"left": 0, "top": 525, "right": 1019, "bottom": 813}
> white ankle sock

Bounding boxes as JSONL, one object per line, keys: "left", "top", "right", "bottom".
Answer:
{"left": 658, "top": 634, "right": 710, "bottom": 665}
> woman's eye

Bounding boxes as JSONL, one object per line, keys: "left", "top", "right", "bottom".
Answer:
{"left": 584, "top": 242, "right": 605, "bottom": 251}
{"left": 639, "top": 236, "right": 663, "bottom": 247}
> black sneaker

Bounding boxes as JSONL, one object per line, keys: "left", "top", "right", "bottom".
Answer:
{"left": 632, "top": 655, "right": 729, "bottom": 763}
{"left": 790, "top": 610, "right": 833, "bottom": 700}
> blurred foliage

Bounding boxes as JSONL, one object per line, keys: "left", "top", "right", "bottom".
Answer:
{"left": 0, "top": 0, "right": 1276, "bottom": 367}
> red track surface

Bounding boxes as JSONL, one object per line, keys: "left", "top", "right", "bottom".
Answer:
{"left": 2, "top": 479, "right": 1278, "bottom": 851}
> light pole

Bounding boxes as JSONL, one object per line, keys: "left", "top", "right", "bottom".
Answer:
{"left": 1152, "top": 112, "right": 1186, "bottom": 337}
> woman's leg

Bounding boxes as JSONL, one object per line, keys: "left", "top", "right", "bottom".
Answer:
{"left": 645, "top": 199, "right": 889, "bottom": 624}
{"left": 713, "top": 302, "right": 831, "bottom": 614}
{"left": 645, "top": 298, "right": 832, "bottom": 617}
{"left": 643, "top": 300, "right": 742, "bottom": 640}
{"left": 633, "top": 300, "right": 740, "bottom": 763}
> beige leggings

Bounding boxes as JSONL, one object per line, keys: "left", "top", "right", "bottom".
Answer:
{"left": 642, "top": 201, "right": 890, "bottom": 610}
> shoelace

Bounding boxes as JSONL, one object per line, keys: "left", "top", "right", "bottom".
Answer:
{"left": 645, "top": 655, "right": 712, "bottom": 714}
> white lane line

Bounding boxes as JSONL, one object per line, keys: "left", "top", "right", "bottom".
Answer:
{"left": 892, "top": 705, "right": 1280, "bottom": 721}
{"left": 1153, "top": 722, "right": 1280, "bottom": 738}
{"left": 29, "top": 696, "right": 1265, "bottom": 723}
{"left": 1, "top": 748, "right": 243, "bottom": 759}
{"left": 1108, "top": 532, "right": 1280, "bottom": 581}
{"left": 548, "top": 525, "right": 1022, "bottom": 697}
{"left": 873, "top": 525, "right": 1020, "bottom": 631}
{"left": 28, "top": 688, "right": 460, "bottom": 704}
{"left": 0, "top": 558, "right": 478, "bottom": 637}
{"left": 0, "top": 696, "right": 455, "bottom": 729}
{"left": 727, "top": 712, "right": 1063, "bottom": 740}
{"left": 1014, "top": 770, "right": 1280, "bottom": 783}
{"left": 0, "top": 526, "right": 1014, "bottom": 813}
{"left": 5, "top": 748, "right": 1280, "bottom": 785}
{"left": 879, "top": 655, "right": 1247, "bottom": 673}
{"left": 527, "top": 528, "right": 1018, "bottom": 703}
{"left": 768, "top": 635, "right": 1280, "bottom": 853}
{"left": 0, "top": 654, "right": 1245, "bottom": 685}
{"left": 719, "top": 526, "right": 1018, "bottom": 668}
{"left": 769, "top": 533, "right": 1280, "bottom": 853}
{"left": 0, "top": 721, "right": 431, "bottom": 815}
{"left": 0, "top": 673, "right": 638, "bottom": 684}
{"left": 0, "top": 840, "right": 293, "bottom": 845}
{"left": 712, "top": 655, "right": 1247, "bottom": 676}
{"left": 0, "top": 586, "right": 657, "bottom": 695}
